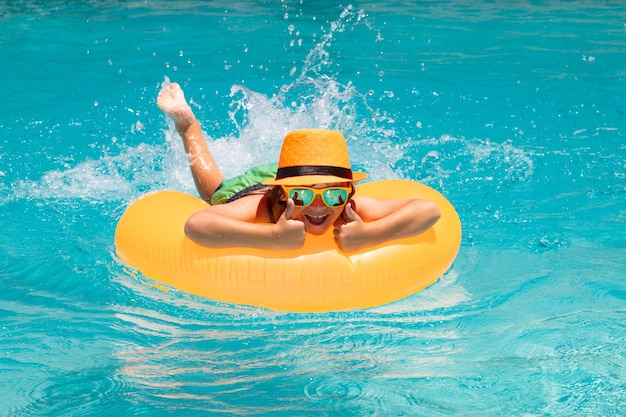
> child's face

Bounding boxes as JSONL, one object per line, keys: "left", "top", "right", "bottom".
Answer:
{"left": 284, "top": 183, "right": 351, "bottom": 235}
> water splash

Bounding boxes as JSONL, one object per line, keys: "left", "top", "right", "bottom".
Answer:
{"left": 217, "top": 5, "right": 398, "bottom": 178}
{"left": 8, "top": 142, "right": 195, "bottom": 206}
{"left": 5, "top": 6, "right": 402, "bottom": 206}
{"left": 393, "top": 134, "right": 535, "bottom": 192}
{"left": 3, "top": 4, "right": 535, "bottom": 209}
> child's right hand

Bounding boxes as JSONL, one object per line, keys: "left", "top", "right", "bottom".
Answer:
{"left": 273, "top": 199, "right": 306, "bottom": 249}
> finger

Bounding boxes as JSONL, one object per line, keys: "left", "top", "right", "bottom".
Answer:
{"left": 343, "top": 202, "right": 361, "bottom": 222}
{"left": 283, "top": 198, "right": 295, "bottom": 220}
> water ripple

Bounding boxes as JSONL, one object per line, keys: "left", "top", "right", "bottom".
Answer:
{"left": 304, "top": 376, "right": 365, "bottom": 408}
{"left": 9, "top": 370, "right": 132, "bottom": 417}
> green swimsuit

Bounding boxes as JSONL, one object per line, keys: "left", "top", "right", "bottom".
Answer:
{"left": 209, "top": 163, "right": 278, "bottom": 205}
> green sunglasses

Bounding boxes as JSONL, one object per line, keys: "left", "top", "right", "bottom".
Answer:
{"left": 282, "top": 186, "right": 352, "bottom": 207}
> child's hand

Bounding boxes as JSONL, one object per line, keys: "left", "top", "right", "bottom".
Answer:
{"left": 273, "top": 199, "right": 306, "bottom": 249}
{"left": 333, "top": 202, "right": 370, "bottom": 252}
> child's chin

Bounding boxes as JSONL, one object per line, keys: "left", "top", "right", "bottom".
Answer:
{"left": 304, "top": 220, "right": 332, "bottom": 235}
{"left": 307, "top": 227, "right": 330, "bottom": 235}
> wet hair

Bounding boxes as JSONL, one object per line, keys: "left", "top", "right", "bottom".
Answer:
{"left": 266, "top": 186, "right": 286, "bottom": 224}
{"left": 340, "top": 185, "right": 357, "bottom": 222}
{"left": 265, "top": 184, "right": 356, "bottom": 224}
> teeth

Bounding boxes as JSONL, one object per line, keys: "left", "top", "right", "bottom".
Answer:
{"left": 305, "top": 214, "right": 328, "bottom": 225}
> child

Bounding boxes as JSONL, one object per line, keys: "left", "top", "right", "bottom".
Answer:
{"left": 157, "top": 82, "right": 441, "bottom": 252}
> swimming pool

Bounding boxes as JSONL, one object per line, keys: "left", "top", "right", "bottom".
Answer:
{"left": 1, "top": 1, "right": 624, "bottom": 415}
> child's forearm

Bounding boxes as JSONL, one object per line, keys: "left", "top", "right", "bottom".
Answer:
{"left": 372, "top": 199, "right": 441, "bottom": 242}
{"left": 184, "top": 211, "right": 306, "bottom": 250}
{"left": 335, "top": 199, "right": 441, "bottom": 252}
{"left": 185, "top": 215, "right": 274, "bottom": 248}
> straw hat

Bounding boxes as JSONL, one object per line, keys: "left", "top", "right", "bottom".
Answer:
{"left": 263, "top": 129, "right": 368, "bottom": 186}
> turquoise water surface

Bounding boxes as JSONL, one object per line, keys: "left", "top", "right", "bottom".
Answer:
{"left": 1, "top": 1, "right": 625, "bottom": 416}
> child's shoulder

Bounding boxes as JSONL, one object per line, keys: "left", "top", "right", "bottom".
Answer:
{"left": 351, "top": 194, "right": 379, "bottom": 204}
{"left": 208, "top": 193, "right": 270, "bottom": 222}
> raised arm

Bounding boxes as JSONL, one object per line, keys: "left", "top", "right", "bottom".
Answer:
{"left": 333, "top": 196, "right": 441, "bottom": 252}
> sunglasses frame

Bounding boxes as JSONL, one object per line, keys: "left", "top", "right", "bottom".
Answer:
{"left": 282, "top": 186, "right": 352, "bottom": 208}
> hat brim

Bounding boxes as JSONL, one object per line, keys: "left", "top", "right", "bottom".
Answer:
{"left": 262, "top": 171, "right": 367, "bottom": 186}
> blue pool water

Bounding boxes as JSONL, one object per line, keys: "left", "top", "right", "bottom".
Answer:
{"left": 1, "top": 1, "right": 625, "bottom": 415}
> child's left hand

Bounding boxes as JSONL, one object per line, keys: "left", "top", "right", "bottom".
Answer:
{"left": 333, "top": 202, "right": 370, "bottom": 252}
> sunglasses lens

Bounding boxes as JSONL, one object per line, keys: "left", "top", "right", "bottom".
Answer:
{"left": 323, "top": 189, "right": 348, "bottom": 206}
{"left": 289, "top": 188, "right": 314, "bottom": 206}
{"left": 287, "top": 187, "right": 349, "bottom": 207}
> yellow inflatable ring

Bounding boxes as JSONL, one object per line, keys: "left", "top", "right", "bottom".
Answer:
{"left": 115, "top": 180, "right": 461, "bottom": 312}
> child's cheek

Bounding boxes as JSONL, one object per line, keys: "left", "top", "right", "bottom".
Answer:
{"left": 290, "top": 207, "right": 305, "bottom": 220}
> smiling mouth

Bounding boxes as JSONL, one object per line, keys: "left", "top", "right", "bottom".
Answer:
{"left": 304, "top": 214, "right": 330, "bottom": 226}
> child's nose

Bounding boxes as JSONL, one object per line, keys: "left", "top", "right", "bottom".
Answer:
{"left": 310, "top": 194, "right": 325, "bottom": 207}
